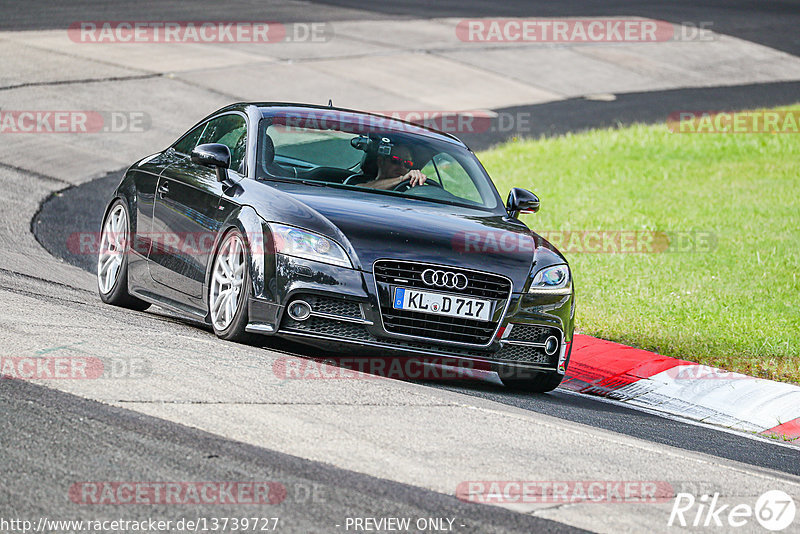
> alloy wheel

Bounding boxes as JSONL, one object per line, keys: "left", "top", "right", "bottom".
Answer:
{"left": 97, "top": 205, "right": 127, "bottom": 294}
{"left": 210, "top": 233, "right": 246, "bottom": 331}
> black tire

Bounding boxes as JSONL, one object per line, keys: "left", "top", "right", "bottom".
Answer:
{"left": 208, "top": 228, "right": 256, "bottom": 344}
{"left": 497, "top": 369, "right": 564, "bottom": 393}
{"left": 97, "top": 200, "right": 150, "bottom": 311}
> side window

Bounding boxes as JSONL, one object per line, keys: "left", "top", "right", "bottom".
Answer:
{"left": 199, "top": 114, "right": 248, "bottom": 172}
{"left": 172, "top": 122, "right": 206, "bottom": 155}
{"left": 432, "top": 153, "right": 483, "bottom": 203}
{"left": 420, "top": 159, "right": 438, "bottom": 183}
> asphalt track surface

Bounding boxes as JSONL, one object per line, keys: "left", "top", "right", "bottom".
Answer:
{"left": 458, "top": 81, "right": 800, "bottom": 150}
{"left": 315, "top": 0, "right": 800, "bottom": 57}
{"left": 3, "top": 0, "right": 800, "bottom": 59}
{"left": 1, "top": 378, "right": 584, "bottom": 533}
{"left": 33, "top": 171, "right": 800, "bottom": 479}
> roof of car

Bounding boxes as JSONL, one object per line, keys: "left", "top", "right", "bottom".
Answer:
{"left": 216, "top": 102, "right": 469, "bottom": 147}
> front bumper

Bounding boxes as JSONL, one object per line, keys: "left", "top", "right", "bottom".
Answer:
{"left": 247, "top": 255, "right": 575, "bottom": 374}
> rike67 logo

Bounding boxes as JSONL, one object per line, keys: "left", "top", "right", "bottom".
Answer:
{"left": 669, "top": 490, "right": 796, "bottom": 531}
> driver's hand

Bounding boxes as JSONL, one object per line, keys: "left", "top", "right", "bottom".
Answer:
{"left": 402, "top": 170, "right": 427, "bottom": 187}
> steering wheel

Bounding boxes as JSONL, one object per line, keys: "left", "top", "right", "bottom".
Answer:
{"left": 392, "top": 178, "right": 443, "bottom": 192}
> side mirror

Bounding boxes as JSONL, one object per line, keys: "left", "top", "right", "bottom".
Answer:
{"left": 506, "top": 187, "right": 540, "bottom": 219}
{"left": 191, "top": 143, "right": 231, "bottom": 182}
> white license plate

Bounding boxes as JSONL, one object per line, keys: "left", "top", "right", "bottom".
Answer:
{"left": 393, "top": 287, "right": 492, "bottom": 321}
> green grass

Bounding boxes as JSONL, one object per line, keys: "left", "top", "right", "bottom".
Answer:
{"left": 479, "top": 105, "right": 800, "bottom": 384}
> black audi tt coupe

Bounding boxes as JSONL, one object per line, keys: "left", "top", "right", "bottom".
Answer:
{"left": 98, "top": 103, "right": 575, "bottom": 392}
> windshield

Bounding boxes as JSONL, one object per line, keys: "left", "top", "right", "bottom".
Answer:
{"left": 256, "top": 112, "right": 501, "bottom": 210}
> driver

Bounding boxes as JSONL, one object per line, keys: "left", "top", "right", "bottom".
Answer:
{"left": 361, "top": 144, "right": 428, "bottom": 190}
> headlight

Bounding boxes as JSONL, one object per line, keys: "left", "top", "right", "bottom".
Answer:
{"left": 269, "top": 223, "right": 352, "bottom": 268}
{"left": 528, "top": 264, "right": 571, "bottom": 294}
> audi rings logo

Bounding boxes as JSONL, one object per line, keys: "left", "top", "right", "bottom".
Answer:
{"left": 421, "top": 269, "right": 469, "bottom": 290}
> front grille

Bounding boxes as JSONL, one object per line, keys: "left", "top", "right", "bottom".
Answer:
{"left": 280, "top": 314, "right": 558, "bottom": 369}
{"left": 374, "top": 260, "right": 512, "bottom": 345}
{"left": 374, "top": 260, "right": 510, "bottom": 300}
{"left": 507, "top": 324, "right": 561, "bottom": 344}
{"left": 380, "top": 309, "right": 496, "bottom": 343}
{"left": 495, "top": 343, "right": 558, "bottom": 366}
{"left": 282, "top": 315, "right": 371, "bottom": 340}
{"left": 303, "top": 295, "right": 362, "bottom": 319}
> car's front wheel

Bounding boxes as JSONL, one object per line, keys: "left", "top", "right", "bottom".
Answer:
{"left": 497, "top": 368, "right": 564, "bottom": 393}
{"left": 208, "top": 228, "right": 254, "bottom": 343}
{"left": 97, "top": 200, "right": 150, "bottom": 311}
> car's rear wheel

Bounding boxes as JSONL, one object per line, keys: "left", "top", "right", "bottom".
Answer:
{"left": 97, "top": 200, "right": 150, "bottom": 311}
{"left": 497, "top": 369, "right": 564, "bottom": 393}
{"left": 209, "top": 229, "right": 254, "bottom": 343}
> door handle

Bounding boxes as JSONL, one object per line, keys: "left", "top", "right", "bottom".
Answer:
{"left": 157, "top": 182, "right": 169, "bottom": 198}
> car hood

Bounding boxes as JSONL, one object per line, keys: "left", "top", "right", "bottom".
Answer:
{"left": 254, "top": 182, "right": 563, "bottom": 292}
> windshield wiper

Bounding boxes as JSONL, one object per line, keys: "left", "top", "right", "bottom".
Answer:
{"left": 259, "top": 176, "right": 332, "bottom": 187}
